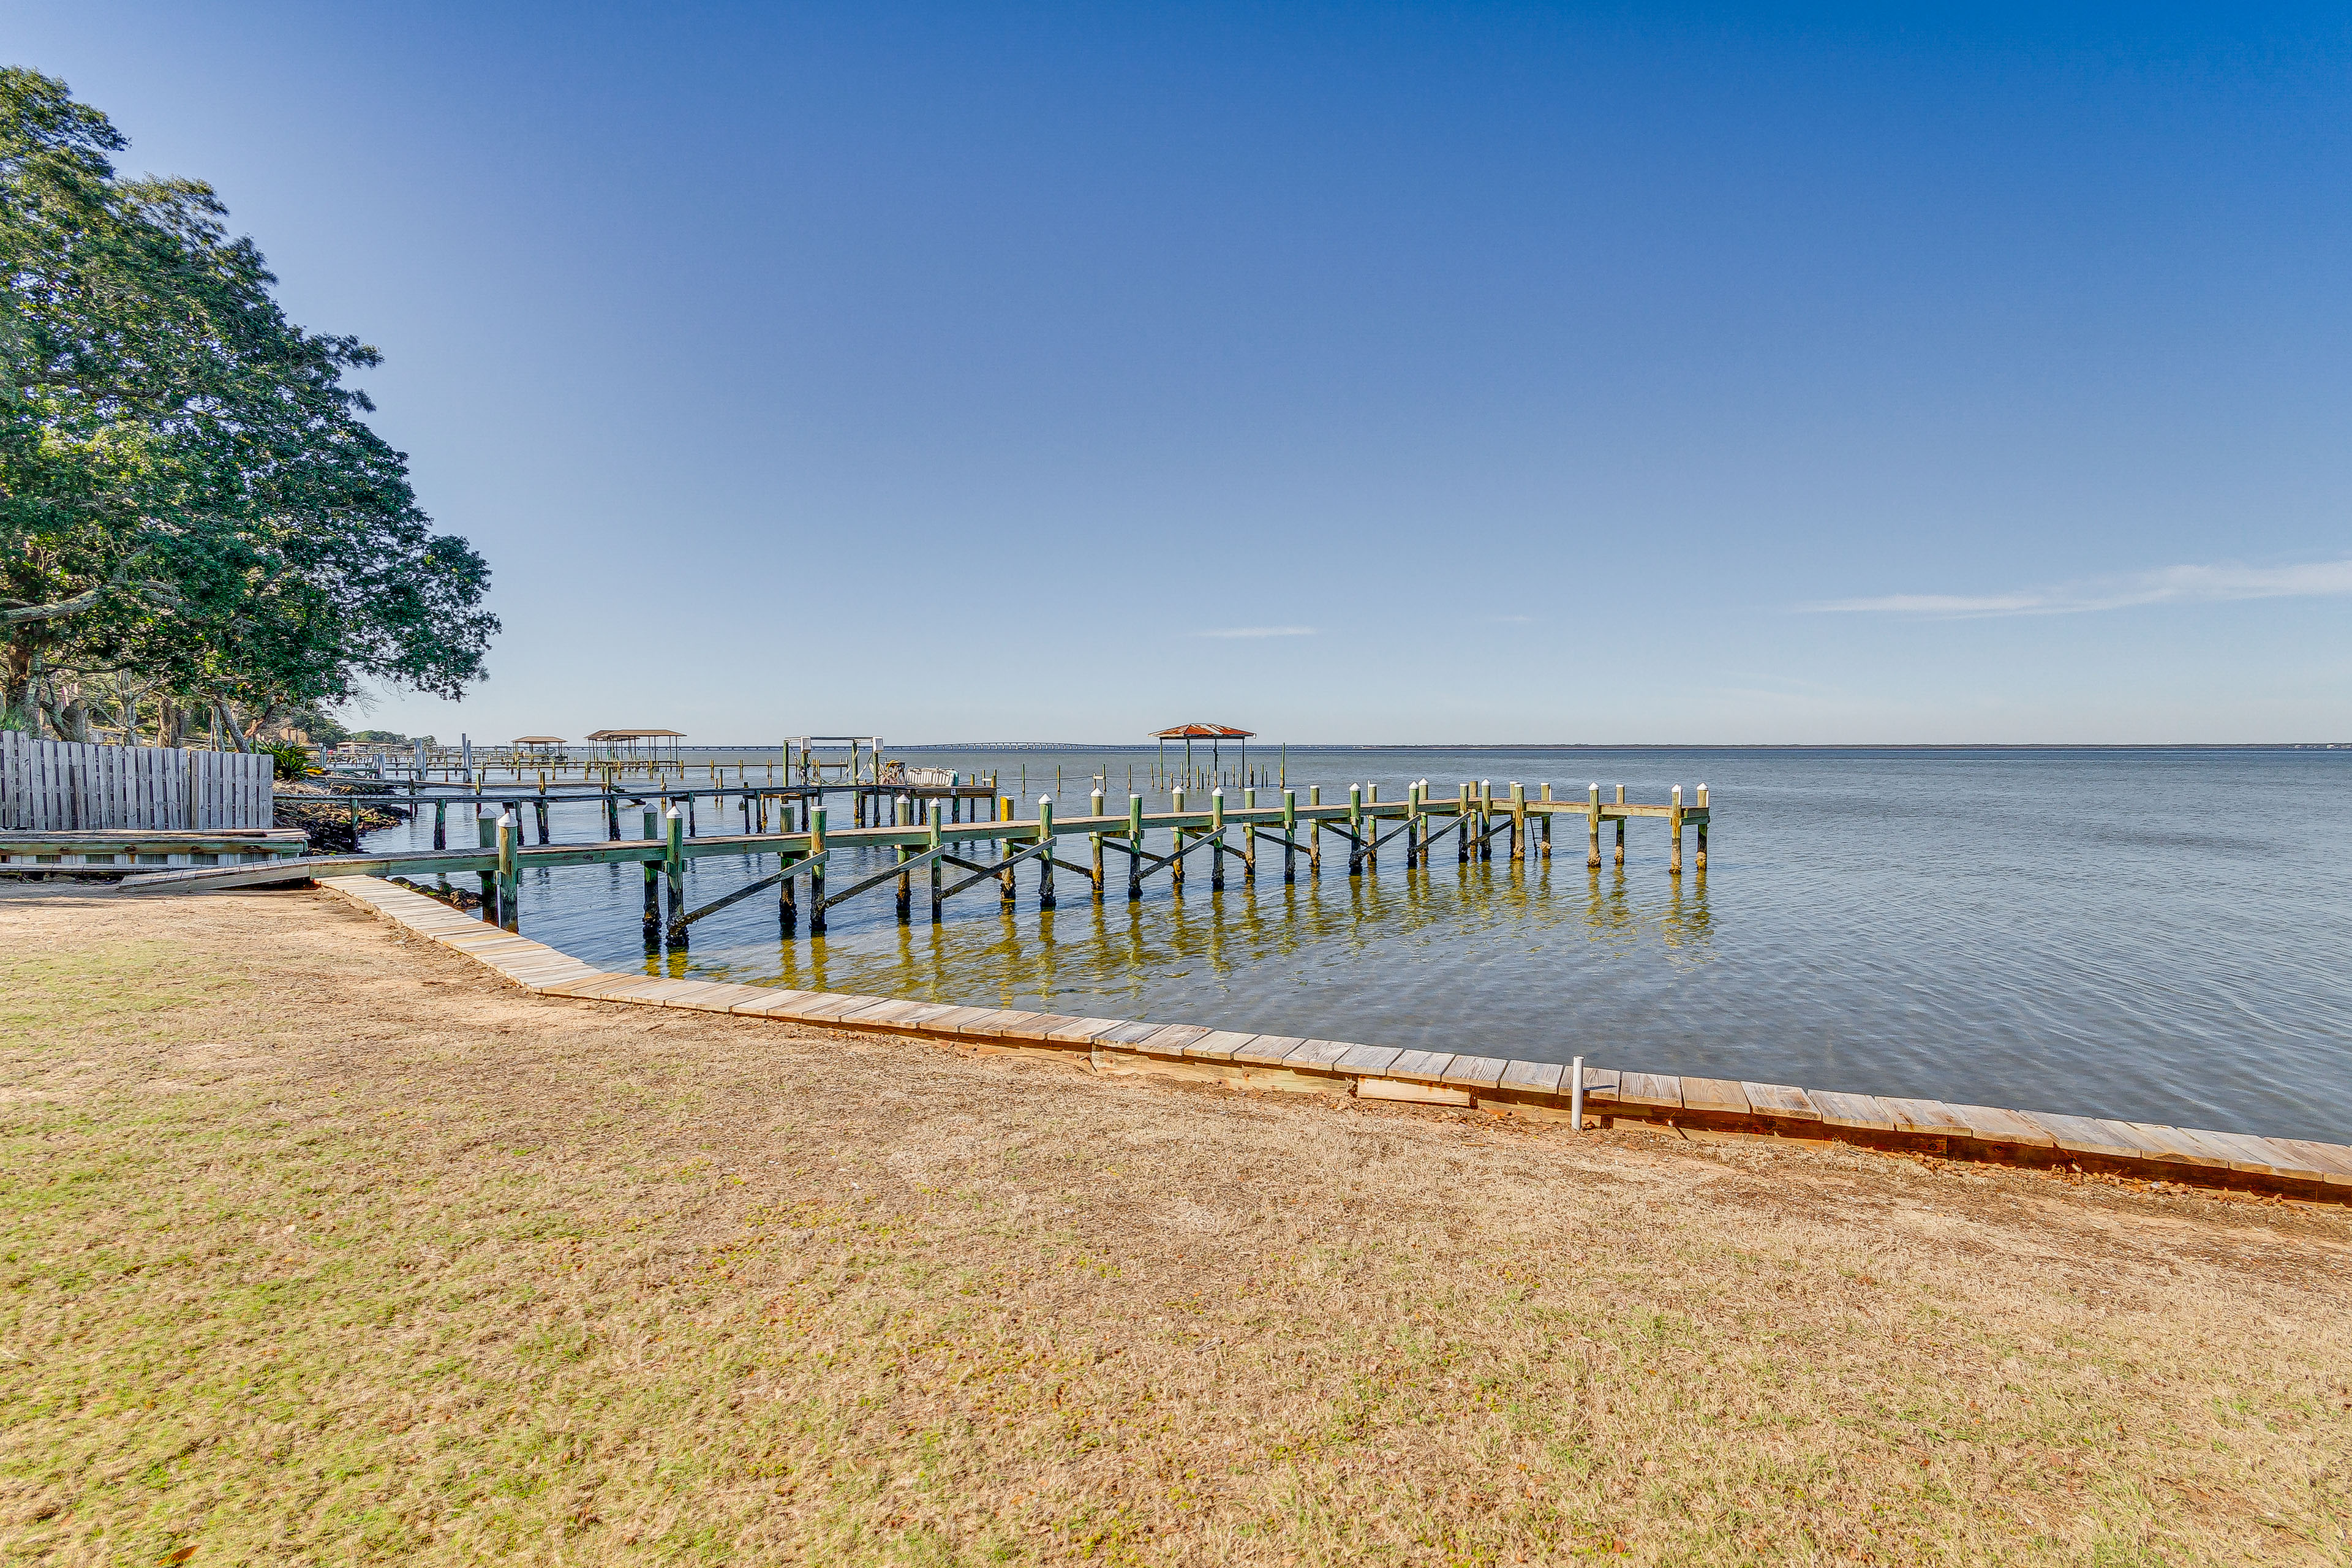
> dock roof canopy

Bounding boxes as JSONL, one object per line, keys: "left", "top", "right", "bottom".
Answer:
{"left": 511, "top": 735, "right": 566, "bottom": 744}
{"left": 584, "top": 728, "right": 686, "bottom": 741}
{"left": 1150, "top": 722, "right": 1254, "bottom": 739}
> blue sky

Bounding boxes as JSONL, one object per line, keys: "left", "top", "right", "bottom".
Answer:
{"left": 14, "top": 3, "right": 2350, "bottom": 742}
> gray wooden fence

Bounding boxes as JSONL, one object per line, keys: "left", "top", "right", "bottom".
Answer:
{"left": 0, "top": 733, "right": 274, "bottom": 831}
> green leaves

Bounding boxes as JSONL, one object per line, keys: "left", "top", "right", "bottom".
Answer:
{"left": 0, "top": 66, "right": 497, "bottom": 730}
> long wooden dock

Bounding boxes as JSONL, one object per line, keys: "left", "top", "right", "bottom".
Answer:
{"left": 312, "top": 875, "right": 2352, "bottom": 1205}
{"left": 116, "top": 782, "right": 1713, "bottom": 945}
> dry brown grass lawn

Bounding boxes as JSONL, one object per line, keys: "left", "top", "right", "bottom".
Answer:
{"left": 1, "top": 884, "right": 2348, "bottom": 1566}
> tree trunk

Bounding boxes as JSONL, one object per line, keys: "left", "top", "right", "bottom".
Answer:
{"left": 215, "top": 698, "right": 253, "bottom": 753}
{"left": 37, "top": 684, "right": 95, "bottom": 743}
{"left": 2, "top": 636, "right": 32, "bottom": 728}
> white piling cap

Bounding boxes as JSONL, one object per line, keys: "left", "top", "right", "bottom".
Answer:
{"left": 665, "top": 805, "right": 681, "bottom": 816}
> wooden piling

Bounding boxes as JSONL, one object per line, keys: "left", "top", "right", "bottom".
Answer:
{"left": 1458, "top": 783, "right": 1472, "bottom": 863}
{"left": 808, "top": 807, "right": 827, "bottom": 933}
{"left": 477, "top": 812, "right": 497, "bottom": 918}
{"left": 663, "top": 807, "right": 685, "bottom": 940}
{"left": 434, "top": 798, "right": 447, "bottom": 850}
{"left": 1090, "top": 789, "right": 1106, "bottom": 897}
{"left": 1309, "top": 785, "right": 1323, "bottom": 875}
{"left": 1038, "top": 797, "right": 1056, "bottom": 908}
{"left": 1615, "top": 784, "right": 1626, "bottom": 867}
{"left": 497, "top": 810, "right": 521, "bottom": 929}
{"left": 1127, "top": 794, "right": 1144, "bottom": 901}
{"left": 643, "top": 808, "right": 662, "bottom": 935}
{"left": 1210, "top": 790, "right": 1225, "bottom": 891}
{"left": 1282, "top": 789, "right": 1298, "bottom": 882}
{"left": 1669, "top": 785, "right": 1684, "bottom": 875}
{"left": 1239, "top": 788, "right": 1256, "bottom": 881}
{"left": 929, "top": 804, "right": 945, "bottom": 922}
{"left": 1586, "top": 783, "right": 1602, "bottom": 868}
{"left": 999, "top": 796, "right": 1016, "bottom": 905}
{"left": 1509, "top": 782, "right": 1525, "bottom": 863}
{"left": 1170, "top": 789, "right": 1186, "bottom": 892}
{"left": 896, "top": 796, "right": 914, "bottom": 921}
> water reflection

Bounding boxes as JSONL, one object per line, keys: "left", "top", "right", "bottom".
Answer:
{"left": 366, "top": 745, "right": 2352, "bottom": 1141}
{"left": 642, "top": 848, "right": 1719, "bottom": 1014}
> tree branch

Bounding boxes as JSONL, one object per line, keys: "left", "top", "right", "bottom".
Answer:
{"left": 0, "top": 586, "right": 105, "bottom": 624}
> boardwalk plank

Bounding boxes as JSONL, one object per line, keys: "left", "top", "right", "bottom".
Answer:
{"left": 1810, "top": 1091, "right": 1897, "bottom": 1131}
{"left": 1616, "top": 1072, "right": 1683, "bottom": 1109}
{"left": 2178, "top": 1128, "right": 2305, "bottom": 1177}
{"left": 2019, "top": 1113, "right": 2155, "bottom": 1159}
{"left": 994, "top": 1014, "right": 1080, "bottom": 1041}
{"left": 1133, "top": 1025, "right": 1211, "bottom": 1057}
{"left": 1879, "top": 1098, "right": 1971, "bottom": 1136}
{"left": 1678, "top": 1077, "right": 1749, "bottom": 1115}
{"left": 1438, "top": 1055, "right": 1509, "bottom": 1091}
{"left": 1948, "top": 1104, "right": 2056, "bottom": 1147}
{"left": 1183, "top": 1031, "right": 1260, "bottom": 1061}
{"left": 731, "top": 990, "right": 823, "bottom": 1015}
{"left": 1231, "top": 1035, "right": 1306, "bottom": 1066}
{"left": 2124, "top": 1123, "right": 2233, "bottom": 1169}
{"left": 2266, "top": 1139, "right": 2352, "bottom": 1186}
{"left": 1046, "top": 1017, "right": 1131, "bottom": 1044}
{"left": 913, "top": 1005, "right": 1004, "bottom": 1032}
{"left": 1387, "top": 1050, "right": 1455, "bottom": 1082}
{"left": 1499, "top": 1059, "right": 1567, "bottom": 1096}
{"left": 957, "top": 1011, "right": 1044, "bottom": 1038}
{"left": 1741, "top": 1082, "right": 1819, "bottom": 1121}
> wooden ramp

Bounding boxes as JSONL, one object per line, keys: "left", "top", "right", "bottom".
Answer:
{"left": 315, "top": 875, "right": 2352, "bottom": 1206}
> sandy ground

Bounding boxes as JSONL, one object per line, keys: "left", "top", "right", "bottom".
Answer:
{"left": 2, "top": 883, "right": 2348, "bottom": 1566}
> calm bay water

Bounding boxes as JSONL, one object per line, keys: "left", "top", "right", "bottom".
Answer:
{"left": 361, "top": 747, "right": 2351, "bottom": 1142}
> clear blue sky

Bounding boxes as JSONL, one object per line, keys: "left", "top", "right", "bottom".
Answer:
{"left": 15, "top": 3, "right": 2350, "bottom": 743}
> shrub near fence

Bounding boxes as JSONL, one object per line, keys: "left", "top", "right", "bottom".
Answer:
{"left": 0, "top": 733, "right": 274, "bottom": 831}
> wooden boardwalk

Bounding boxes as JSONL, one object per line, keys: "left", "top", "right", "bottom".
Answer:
{"left": 314, "top": 874, "right": 2352, "bottom": 1206}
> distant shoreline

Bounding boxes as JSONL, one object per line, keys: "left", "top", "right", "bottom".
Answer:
{"left": 662, "top": 741, "right": 2348, "bottom": 753}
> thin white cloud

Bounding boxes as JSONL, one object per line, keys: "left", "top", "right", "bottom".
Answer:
{"left": 1196, "top": 625, "right": 1316, "bottom": 638}
{"left": 1802, "top": 559, "right": 2352, "bottom": 617}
